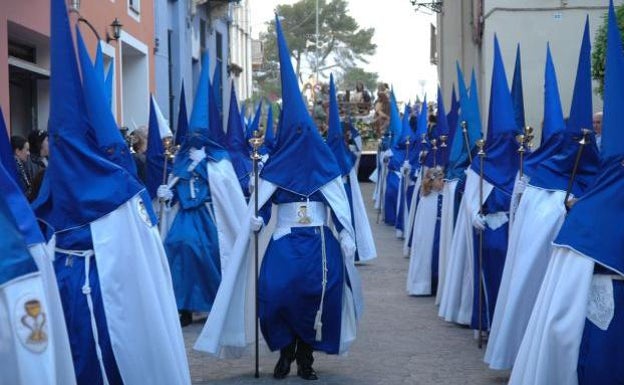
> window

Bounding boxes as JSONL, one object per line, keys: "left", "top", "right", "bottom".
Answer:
{"left": 129, "top": 0, "right": 140, "bottom": 14}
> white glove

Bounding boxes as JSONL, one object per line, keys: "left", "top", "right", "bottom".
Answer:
{"left": 382, "top": 149, "right": 393, "bottom": 162}
{"left": 189, "top": 146, "right": 207, "bottom": 163}
{"left": 156, "top": 184, "right": 173, "bottom": 201}
{"left": 400, "top": 161, "right": 411, "bottom": 176}
{"left": 250, "top": 216, "right": 264, "bottom": 232}
{"left": 472, "top": 213, "right": 487, "bottom": 231}
{"left": 339, "top": 229, "right": 356, "bottom": 260}
{"left": 515, "top": 176, "right": 529, "bottom": 195}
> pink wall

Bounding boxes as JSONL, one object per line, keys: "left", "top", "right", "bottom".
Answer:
{"left": 0, "top": 0, "right": 155, "bottom": 133}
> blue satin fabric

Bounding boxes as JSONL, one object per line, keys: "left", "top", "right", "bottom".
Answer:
{"left": 431, "top": 194, "right": 443, "bottom": 294}
{"left": 384, "top": 171, "right": 399, "bottom": 226}
{"left": 258, "top": 189, "right": 345, "bottom": 353}
{"left": 471, "top": 187, "right": 510, "bottom": 331}
{"left": 577, "top": 271, "right": 624, "bottom": 384}
{"left": 164, "top": 163, "right": 221, "bottom": 311}
{"left": 343, "top": 179, "right": 360, "bottom": 262}
{"left": 54, "top": 226, "right": 123, "bottom": 385}
{"left": 395, "top": 183, "right": 415, "bottom": 235}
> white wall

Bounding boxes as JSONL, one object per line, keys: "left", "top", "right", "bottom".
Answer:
{"left": 119, "top": 31, "right": 149, "bottom": 129}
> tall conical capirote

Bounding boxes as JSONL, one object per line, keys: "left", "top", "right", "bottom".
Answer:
{"left": 32, "top": 0, "right": 143, "bottom": 235}
{"left": 212, "top": 64, "right": 223, "bottom": 118}
{"left": 104, "top": 60, "right": 114, "bottom": 108}
{"left": 0, "top": 194, "right": 38, "bottom": 286}
{"left": 511, "top": 44, "right": 525, "bottom": 129}
{"left": 145, "top": 97, "right": 169, "bottom": 199}
{"left": 436, "top": 86, "right": 452, "bottom": 167}
{"left": 264, "top": 104, "right": 276, "bottom": 154}
{"left": 209, "top": 66, "right": 226, "bottom": 146}
{"left": 327, "top": 74, "right": 355, "bottom": 176}
{"left": 388, "top": 91, "right": 403, "bottom": 148}
{"left": 225, "top": 81, "right": 252, "bottom": 187}
{"left": 175, "top": 81, "right": 188, "bottom": 145}
{"left": 541, "top": 43, "right": 565, "bottom": 142}
{"left": 446, "top": 84, "right": 460, "bottom": 145}
{"left": 528, "top": 20, "right": 600, "bottom": 197}
{"left": 260, "top": 14, "right": 341, "bottom": 196}
{"left": 470, "top": 35, "right": 520, "bottom": 194}
{"left": 76, "top": 26, "right": 137, "bottom": 175}
{"left": 554, "top": 0, "right": 624, "bottom": 276}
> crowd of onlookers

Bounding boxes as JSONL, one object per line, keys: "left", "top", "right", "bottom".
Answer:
{"left": 10, "top": 130, "right": 49, "bottom": 201}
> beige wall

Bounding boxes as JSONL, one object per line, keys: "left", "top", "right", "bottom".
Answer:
{"left": 438, "top": 1, "right": 620, "bottom": 139}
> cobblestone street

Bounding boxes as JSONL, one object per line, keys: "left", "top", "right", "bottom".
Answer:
{"left": 184, "top": 182, "right": 510, "bottom": 384}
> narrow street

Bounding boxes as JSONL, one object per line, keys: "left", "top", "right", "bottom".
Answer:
{"left": 184, "top": 182, "right": 510, "bottom": 384}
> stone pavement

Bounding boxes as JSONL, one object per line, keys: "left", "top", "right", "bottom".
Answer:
{"left": 183, "top": 182, "right": 510, "bottom": 384}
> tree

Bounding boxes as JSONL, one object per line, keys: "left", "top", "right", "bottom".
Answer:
{"left": 255, "top": 0, "right": 376, "bottom": 98}
{"left": 337, "top": 67, "right": 379, "bottom": 93}
{"left": 591, "top": 4, "right": 624, "bottom": 97}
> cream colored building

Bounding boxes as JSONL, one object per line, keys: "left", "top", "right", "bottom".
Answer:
{"left": 436, "top": 1, "right": 618, "bottom": 137}
{"left": 229, "top": 0, "right": 253, "bottom": 101}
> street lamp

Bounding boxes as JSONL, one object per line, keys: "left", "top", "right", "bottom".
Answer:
{"left": 106, "top": 18, "right": 123, "bottom": 43}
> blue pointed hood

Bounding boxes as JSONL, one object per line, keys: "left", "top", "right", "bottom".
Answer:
{"left": 260, "top": 15, "right": 341, "bottom": 196}
{"left": 388, "top": 91, "right": 403, "bottom": 148}
{"left": 76, "top": 26, "right": 137, "bottom": 175}
{"left": 436, "top": 86, "right": 453, "bottom": 167}
{"left": 446, "top": 64, "right": 478, "bottom": 180}
{"left": 94, "top": 41, "right": 104, "bottom": 78}
{"left": 145, "top": 98, "right": 169, "bottom": 199}
{"left": 528, "top": 19, "right": 600, "bottom": 196}
{"left": 327, "top": 74, "right": 354, "bottom": 176}
{"left": 32, "top": 0, "right": 142, "bottom": 236}
{"left": 177, "top": 52, "right": 228, "bottom": 169}
{"left": 209, "top": 66, "right": 226, "bottom": 147}
{"left": 511, "top": 44, "right": 526, "bottom": 129}
{"left": 0, "top": 196, "right": 38, "bottom": 286}
{"left": 471, "top": 35, "right": 520, "bottom": 194}
{"left": 264, "top": 104, "right": 276, "bottom": 154}
{"left": 246, "top": 101, "right": 263, "bottom": 145}
{"left": 554, "top": 2, "right": 624, "bottom": 276}
{"left": 175, "top": 82, "right": 188, "bottom": 145}
{"left": 541, "top": 44, "right": 565, "bottom": 142}
{"left": 0, "top": 107, "right": 19, "bottom": 185}
{"left": 225, "top": 81, "right": 252, "bottom": 189}
{"left": 104, "top": 61, "right": 114, "bottom": 108}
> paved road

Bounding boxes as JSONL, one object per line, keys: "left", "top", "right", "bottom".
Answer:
{"left": 184, "top": 182, "right": 510, "bottom": 384}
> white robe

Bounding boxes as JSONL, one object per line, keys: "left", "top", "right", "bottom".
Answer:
{"left": 509, "top": 247, "right": 594, "bottom": 385}
{"left": 435, "top": 179, "right": 459, "bottom": 306}
{"left": 403, "top": 172, "right": 422, "bottom": 257}
{"left": 348, "top": 167, "right": 377, "bottom": 262}
{"left": 194, "top": 177, "right": 363, "bottom": 358}
{"left": 0, "top": 240, "right": 76, "bottom": 385}
{"left": 438, "top": 169, "right": 493, "bottom": 324}
{"left": 485, "top": 186, "right": 567, "bottom": 370}
{"left": 406, "top": 190, "right": 441, "bottom": 295}
{"left": 91, "top": 193, "right": 191, "bottom": 385}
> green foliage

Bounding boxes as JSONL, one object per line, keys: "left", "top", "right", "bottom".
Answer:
{"left": 337, "top": 67, "right": 379, "bottom": 92}
{"left": 255, "top": 0, "right": 376, "bottom": 98}
{"left": 591, "top": 4, "right": 624, "bottom": 97}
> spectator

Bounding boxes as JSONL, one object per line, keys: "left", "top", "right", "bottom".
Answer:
{"left": 593, "top": 111, "right": 603, "bottom": 151}
{"left": 131, "top": 126, "right": 148, "bottom": 183}
{"left": 11, "top": 135, "right": 32, "bottom": 197}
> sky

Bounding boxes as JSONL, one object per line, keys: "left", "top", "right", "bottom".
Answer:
{"left": 248, "top": 0, "right": 439, "bottom": 103}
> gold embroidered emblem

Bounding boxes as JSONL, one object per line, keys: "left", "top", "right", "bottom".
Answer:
{"left": 297, "top": 204, "right": 312, "bottom": 224}
{"left": 137, "top": 198, "right": 152, "bottom": 227}
{"left": 15, "top": 296, "right": 48, "bottom": 353}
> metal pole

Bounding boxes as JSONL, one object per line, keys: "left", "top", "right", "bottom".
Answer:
{"left": 476, "top": 139, "right": 485, "bottom": 349}
{"left": 249, "top": 131, "right": 264, "bottom": 378}
{"left": 461, "top": 121, "right": 473, "bottom": 164}
{"left": 564, "top": 129, "right": 591, "bottom": 210}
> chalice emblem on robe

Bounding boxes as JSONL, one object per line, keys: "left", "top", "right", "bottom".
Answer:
{"left": 297, "top": 204, "right": 312, "bottom": 224}
{"left": 21, "top": 299, "right": 47, "bottom": 344}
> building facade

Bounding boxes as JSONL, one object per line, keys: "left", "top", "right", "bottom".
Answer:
{"left": 153, "top": 0, "right": 252, "bottom": 134}
{"left": 0, "top": 0, "right": 156, "bottom": 136}
{"left": 437, "top": 0, "right": 615, "bottom": 138}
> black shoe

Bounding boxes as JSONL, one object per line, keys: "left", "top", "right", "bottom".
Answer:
{"left": 297, "top": 365, "right": 318, "bottom": 381}
{"left": 273, "top": 342, "right": 296, "bottom": 379}
{"left": 179, "top": 310, "right": 192, "bottom": 327}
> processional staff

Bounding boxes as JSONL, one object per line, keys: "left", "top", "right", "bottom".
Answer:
{"left": 476, "top": 138, "right": 486, "bottom": 349}
{"left": 564, "top": 128, "right": 591, "bottom": 210}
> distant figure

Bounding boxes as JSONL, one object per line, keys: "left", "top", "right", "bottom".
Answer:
{"left": 593, "top": 111, "right": 603, "bottom": 151}
{"left": 27, "top": 130, "right": 49, "bottom": 201}
{"left": 131, "top": 126, "right": 148, "bottom": 183}
{"left": 11, "top": 135, "right": 31, "bottom": 197}
{"left": 373, "top": 87, "right": 390, "bottom": 137}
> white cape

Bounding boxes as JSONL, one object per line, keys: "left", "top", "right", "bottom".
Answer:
{"left": 194, "top": 177, "right": 363, "bottom": 358}
{"left": 406, "top": 191, "right": 441, "bottom": 295}
{"left": 438, "top": 169, "right": 493, "bottom": 324}
{"left": 509, "top": 247, "right": 594, "bottom": 385}
{"left": 0, "top": 239, "right": 76, "bottom": 385}
{"left": 403, "top": 173, "right": 422, "bottom": 257}
{"left": 435, "top": 179, "right": 459, "bottom": 306}
{"left": 349, "top": 167, "right": 377, "bottom": 261}
{"left": 91, "top": 194, "right": 191, "bottom": 385}
{"left": 485, "top": 186, "right": 567, "bottom": 370}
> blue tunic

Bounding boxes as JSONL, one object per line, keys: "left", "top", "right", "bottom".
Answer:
{"left": 577, "top": 266, "right": 624, "bottom": 384}
{"left": 164, "top": 161, "right": 221, "bottom": 312}
{"left": 54, "top": 226, "right": 123, "bottom": 385}
{"left": 471, "top": 187, "right": 510, "bottom": 331}
{"left": 383, "top": 157, "right": 401, "bottom": 225}
{"left": 431, "top": 193, "right": 443, "bottom": 294}
{"left": 258, "top": 188, "right": 345, "bottom": 354}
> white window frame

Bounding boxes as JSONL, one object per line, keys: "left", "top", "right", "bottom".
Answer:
{"left": 128, "top": 0, "right": 141, "bottom": 22}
